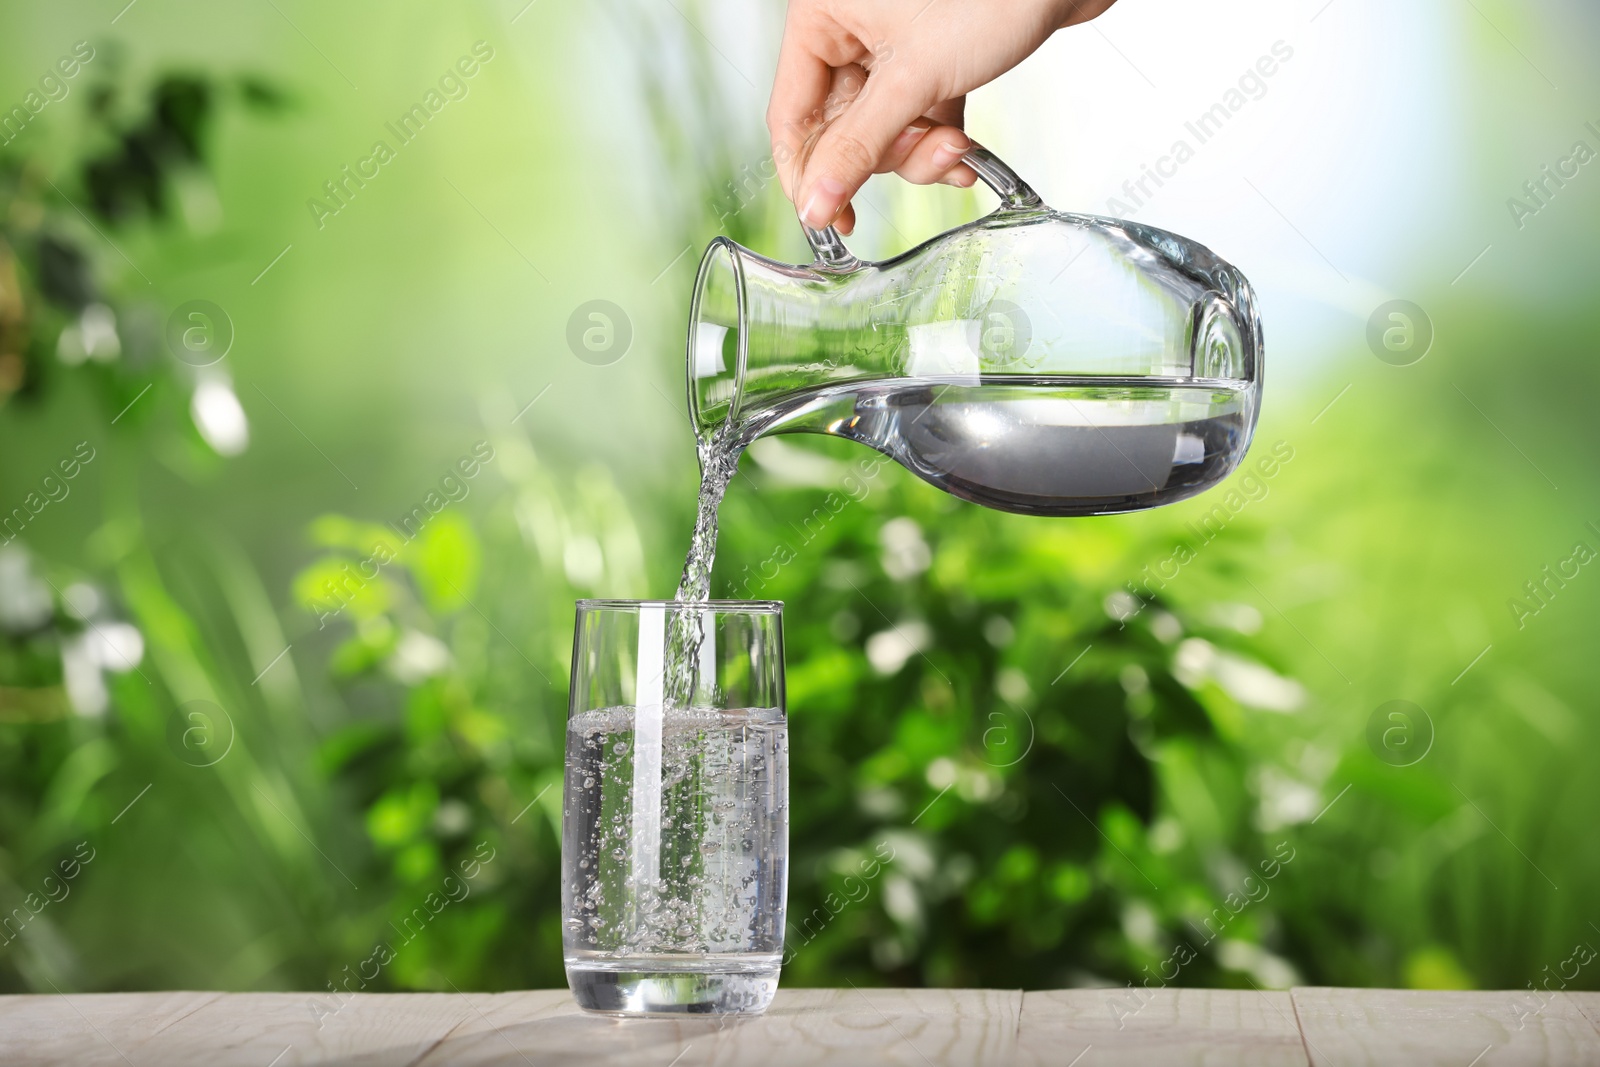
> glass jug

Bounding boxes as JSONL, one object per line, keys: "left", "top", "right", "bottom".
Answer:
{"left": 686, "top": 145, "right": 1262, "bottom": 517}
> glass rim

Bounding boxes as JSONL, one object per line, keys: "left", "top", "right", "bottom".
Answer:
{"left": 574, "top": 598, "right": 782, "bottom": 614}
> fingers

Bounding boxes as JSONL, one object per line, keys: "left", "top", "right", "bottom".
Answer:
{"left": 816, "top": 123, "right": 968, "bottom": 236}
{"left": 1058, "top": 0, "right": 1121, "bottom": 28}
{"left": 833, "top": 202, "right": 857, "bottom": 236}
{"left": 796, "top": 67, "right": 934, "bottom": 230}
{"left": 878, "top": 122, "right": 932, "bottom": 172}
{"left": 766, "top": 37, "right": 834, "bottom": 203}
{"left": 890, "top": 123, "right": 976, "bottom": 187}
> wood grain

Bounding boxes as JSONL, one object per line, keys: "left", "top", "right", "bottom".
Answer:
{"left": 415, "top": 987, "right": 1021, "bottom": 1066}
{"left": 1291, "top": 987, "right": 1600, "bottom": 1067}
{"left": 157, "top": 991, "right": 490, "bottom": 1067}
{"left": 0, "top": 990, "right": 221, "bottom": 1066}
{"left": 1015, "top": 988, "right": 1310, "bottom": 1066}
{"left": 0, "top": 988, "right": 1595, "bottom": 1066}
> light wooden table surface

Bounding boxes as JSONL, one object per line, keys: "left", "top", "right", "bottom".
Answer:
{"left": 2, "top": 987, "right": 1597, "bottom": 1066}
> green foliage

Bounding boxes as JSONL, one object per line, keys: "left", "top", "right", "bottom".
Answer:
{"left": 2, "top": 7, "right": 1597, "bottom": 1002}
{"left": 699, "top": 443, "right": 1308, "bottom": 988}
{"left": 270, "top": 434, "right": 1310, "bottom": 994}
{"left": 297, "top": 511, "right": 567, "bottom": 988}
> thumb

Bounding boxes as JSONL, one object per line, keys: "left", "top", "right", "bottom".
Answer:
{"left": 796, "top": 71, "right": 933, "bottom": 230}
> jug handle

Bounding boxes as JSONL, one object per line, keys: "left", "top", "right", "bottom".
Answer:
{"left": 801, "top": 142, "right": 1045, "bottom": 272}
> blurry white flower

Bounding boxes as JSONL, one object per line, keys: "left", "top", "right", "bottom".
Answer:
{"left": 879, "top": 517, "right": 931, "bottom": 580}
{"left": 880, "top": 832, "right": 935, "bottom": 879}
{"left": 1120, "top": 663, "right": 1150, "bottom": 695}
{"left": 1294, "top": 743, "right": 1338, "bottom": 782}
{"left": 1255, "top": 767, "right": 1321, "bottom": 830}
{"left": 1149, "top": 610, "right": 1183, "bottom": 643}
{"left": 57, "top": 303, "right": 121, "bottom": 365}
{"left": 1208, "top": 602, "right": 1263, "bottom": 634}
{"left": 925, "top": 757, "right": 958, "bottom": 790}
{"left": 855, "top": 787, "right": 903, "bottom": 819}
{"left": 1214, "top": 656, "right": 1305, "bottom": 712}
{"left": 1174, "top": 637, "right": 1216, "bottom": 687}
{"left": 1217, "top": 939, "right": 1301, "bottom": 989}
{"left": 61, "top": 622, "right": 145, "bottom": 717}
{"left": 882, "top": 875, "right": 921, "bottom": 930}
{"left": 996, "top": 666, "right": 1031, "bottom": 704}
{"left": 62, "top": 633, "right": 108, "bottom": 716}
{"left": 1103, "top": 589, "right": 1140, "bottom": 623}
{"left": 388, "top": 630, "right": 450, "bottom": 685}
{"left": 747, "top": 437, "right": 844, "bottom": 487}
{"left": 191, "top": 377, "right": 250, "bottom": 456}
{"left": 91, "top": 622, "right": 145, "bottom": 672}
{"left": 1121, "top": 900, "right": 1160, "bottom": 949}
{"left": 871, "top": 938, "right": 909, "bottom": 970}
{"left": 955, "top": 767, "right": 1001, "bottom": 802}
{"left": 1148, "top": 816, "right": 1185, "bottom": 854}
{"left": 1174, "top": 637, "right": 1304, "bottom": 712}
{"left": 63, "top": 582, "right": 102, "bottom": 620}
{"left": 0, "top": 547, "right": 53, "bottom": 632}
{"left": 865, "top": 620, "right": 930, "bottom": 675}
{"left": 821, "top": 560, "right": 865, "bottom": 590}
{"left": 982, "top": 615, "right": 1014, "bottom": 647}
{"left": 432, "top": 798, "right": 472, "bottom": 837}
{"left": 81, "top": 305, "right": 121, "bottom": 361}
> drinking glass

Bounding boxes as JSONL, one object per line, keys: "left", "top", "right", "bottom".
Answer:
{"left": 562, "top": 599, "right": 788, "bottom": 1015}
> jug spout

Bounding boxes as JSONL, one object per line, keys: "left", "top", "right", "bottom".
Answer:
{"left": 688, "top": 236, "right": 896, "bottom": 442}
{"left": 686, "top": 146, "right": 1263, "bottom": 517}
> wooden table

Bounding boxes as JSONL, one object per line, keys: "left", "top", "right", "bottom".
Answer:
{"left": 2, "top": 988, "right": 1597, "bottom": 1065}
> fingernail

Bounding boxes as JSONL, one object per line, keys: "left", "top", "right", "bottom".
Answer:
{"left": 891, "top": 125, "right": 931, "bottom": 155}
{"left": 930, "top": 141, "right": 967, "bottom": 171}
{"left": 800, "top": 177, "right": 850, "bottom": 229}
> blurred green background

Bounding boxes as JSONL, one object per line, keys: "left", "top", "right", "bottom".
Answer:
{"left": 2, "top": 0, "right": 1598, "bottom": 1000}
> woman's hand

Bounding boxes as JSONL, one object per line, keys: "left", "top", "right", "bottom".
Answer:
{"left": 767, "top": 0, "right": 1118, "bottom": 234}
